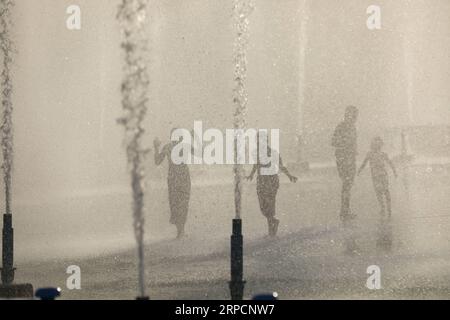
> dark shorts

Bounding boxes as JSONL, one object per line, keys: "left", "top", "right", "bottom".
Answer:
{"left": 257, "top": 175, "right": 279, "bottom": 219}
{"left": 372, "top": 174, "right": 389, "bottom": 193}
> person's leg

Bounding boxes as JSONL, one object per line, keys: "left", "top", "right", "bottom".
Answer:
{"left": 258, "top": 188, "right": 278, "bottom": 236}
{"left": 169, "top": 184, "right": 188, "bottom": 239}
{"left": 172, "top": 196, "right": 184, "bottom": 238}
{"left": 257, "top": 189, "right": 267, "bottom": 217}
{"left": 385, "top": 189, "right": 392, "bottom": 218}
{"left": 257, "top": 189, "right": 270, "bottom": 234}
{"left": 348, "top": 161, "right": 356, "bottom": 212}
{"left": 267, "top": 190, "right": 279, "bottom": 236}
{"left": 341, "top": 178, "right": 351, "bottom": 216}
{"left": 342, "top": 176, "right": 355, "bottom": 216}
{"left": 337, "top": 159, "right": 349, "bottom": 216}
{"left": 373, "top": 177, "right": 386, "bottom": 217}
{"left": 177, "top": 188, "right": 191, "bottom": 239}
{"left": 168, "top": 183, "right": 177, "bottom": 225}
{"left": 176, "top": 223, "right": 185, "bottom": 239}
{"left": 375, "top": 189, "right": 386, "bottom": 216}
{"left": 338, "top": 158, "right": 356, "bottom": 218}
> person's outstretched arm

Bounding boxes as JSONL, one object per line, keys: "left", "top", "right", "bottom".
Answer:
{"left": 385, "top": 153, "right": 397, "bottom": 178}
{"left": 331, "top": 124, "right": 342, "bottom": 148}
{"left": 279, "top": 156, "right": 298, "bottom": 183}
{"left": 246, "top": 164, "right": 257, "bottom": 181}
{"left": 154, "top": 139, "right": 167, "bottom": 166}
{"left": 358, "top": 154, "right": 369, "bottom": 176}
{"left": 190, "top": 129, "right": 201, "bottom": 156}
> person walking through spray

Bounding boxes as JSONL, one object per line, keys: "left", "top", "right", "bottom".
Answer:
{"left": 154, "top": 129, "right": 199, "bottom": 239}
{"left": 332, "top": 106, "right": 359, "bottom": 220}
{"left": 358, "top": 137, "right": 397, "bottom": 218}
{"left": 246, "top": 133, "right": 297, "bottom": 237}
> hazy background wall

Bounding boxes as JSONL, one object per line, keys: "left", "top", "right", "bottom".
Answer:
{"left": 5, "top": 0, "right": 450, "bottom": 203}
{"left": 303, "top": 0, "right": 450, "bottom": 160}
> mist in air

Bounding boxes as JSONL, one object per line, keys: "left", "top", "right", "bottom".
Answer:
{"left": 1, "top": 0, "right": 449, "bottom": 299}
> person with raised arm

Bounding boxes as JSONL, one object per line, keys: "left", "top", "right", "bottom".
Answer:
{"left": 154, "top": 128, "right": 200, "bottom": 239}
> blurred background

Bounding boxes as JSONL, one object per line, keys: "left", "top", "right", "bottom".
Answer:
{"left": 8, "top": 0, "right": 450, "bottom": 199}
{"left": 1, "top": 0, "right": 449, "bottom": 299}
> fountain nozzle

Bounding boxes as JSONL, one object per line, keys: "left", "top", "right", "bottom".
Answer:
{"left": 1, "top": 213, "right": 15, "bottom": 285}
{"left": 229, "top": 219, "right": 245, "bottom": 300}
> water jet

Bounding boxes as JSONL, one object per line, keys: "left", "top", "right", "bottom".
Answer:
{"left": 229, "top": 0, "right": 253, "bottom": 301}
{"left": 0, "top": 0, "right": 33, "bottom": 298}
{"left": 117, "top": 0, "right": 151, "bottom": 300}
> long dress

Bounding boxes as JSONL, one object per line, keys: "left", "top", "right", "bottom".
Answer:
{"left": 168, "top": 154, "right": 191, "bottom": 227}
{"left": 157, "top": 143, "right": 191, "bottom": 228}
{"left": 254, "top": 148, "right": 282, "bottom": 220}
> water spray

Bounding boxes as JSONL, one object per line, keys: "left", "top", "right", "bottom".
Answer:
{"left": 296, "top": 0, "right": 310, "bottom": 173}
{"left": 0, "top": 0, "right": 33, "bottom": 298}
{"left": 0, "top": 0, "right": 15, "bottom": 287}
{"left": 230, "top": 0, "right": 253, "bottom": 301}
{"left": 117, "top": 0, "right": 150, "bottom": 300}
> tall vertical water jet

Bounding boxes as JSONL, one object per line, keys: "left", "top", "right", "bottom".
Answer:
{"left": 296, "top": 0, "right": 310, "bottom": 168}
{"left": 0, "top": 0, "right": 15, "bottom": 286}
{"left": 297, "top": 0, "right": 309, "bottom": 139}
{"left": 399, "top": 4, "right": 417, "bottom": 199}
{"left": 232, "top": 0, "right": 253, "bottom": 220}
{"left": 230, "top": 0, "right": 253, "bottom": 301}
{"left": 117, "top": 0, "right": 150, "bottom": 300}
{"left": 402, "top": 34, "right": 415, "bottom": 126}
{"left": 0, "top": 0, "right": 13, "bottom": 219}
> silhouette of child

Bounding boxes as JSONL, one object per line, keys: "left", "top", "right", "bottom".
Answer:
{"left": 246, "top": 133, "right": 297, "bottom": 237}
{"left": 358, "top": 137, "right": 397, "bottom": 218}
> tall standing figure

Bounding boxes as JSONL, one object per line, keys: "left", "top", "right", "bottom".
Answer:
{"left": 154, "top": 132, "right": 192, "bottom": 239}
{"left": 332, "top": 106, "right": 359, "bottom": 220}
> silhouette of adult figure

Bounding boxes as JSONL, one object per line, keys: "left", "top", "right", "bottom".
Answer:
{"left": 331, "top": 106, "right": 359, "bottom": 220}
{"left": 154, "top": 130, "right": 193, "bottom": 239}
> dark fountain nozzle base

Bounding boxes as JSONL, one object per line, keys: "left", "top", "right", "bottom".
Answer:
{"left": 1, "top": 213, "right": 15, "bottom": 285}
{"left": 0, "top": 213, "right": 34, "bottom": 299}
{"left": 229, "top": 219, "right": 245, "bottom": 300}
